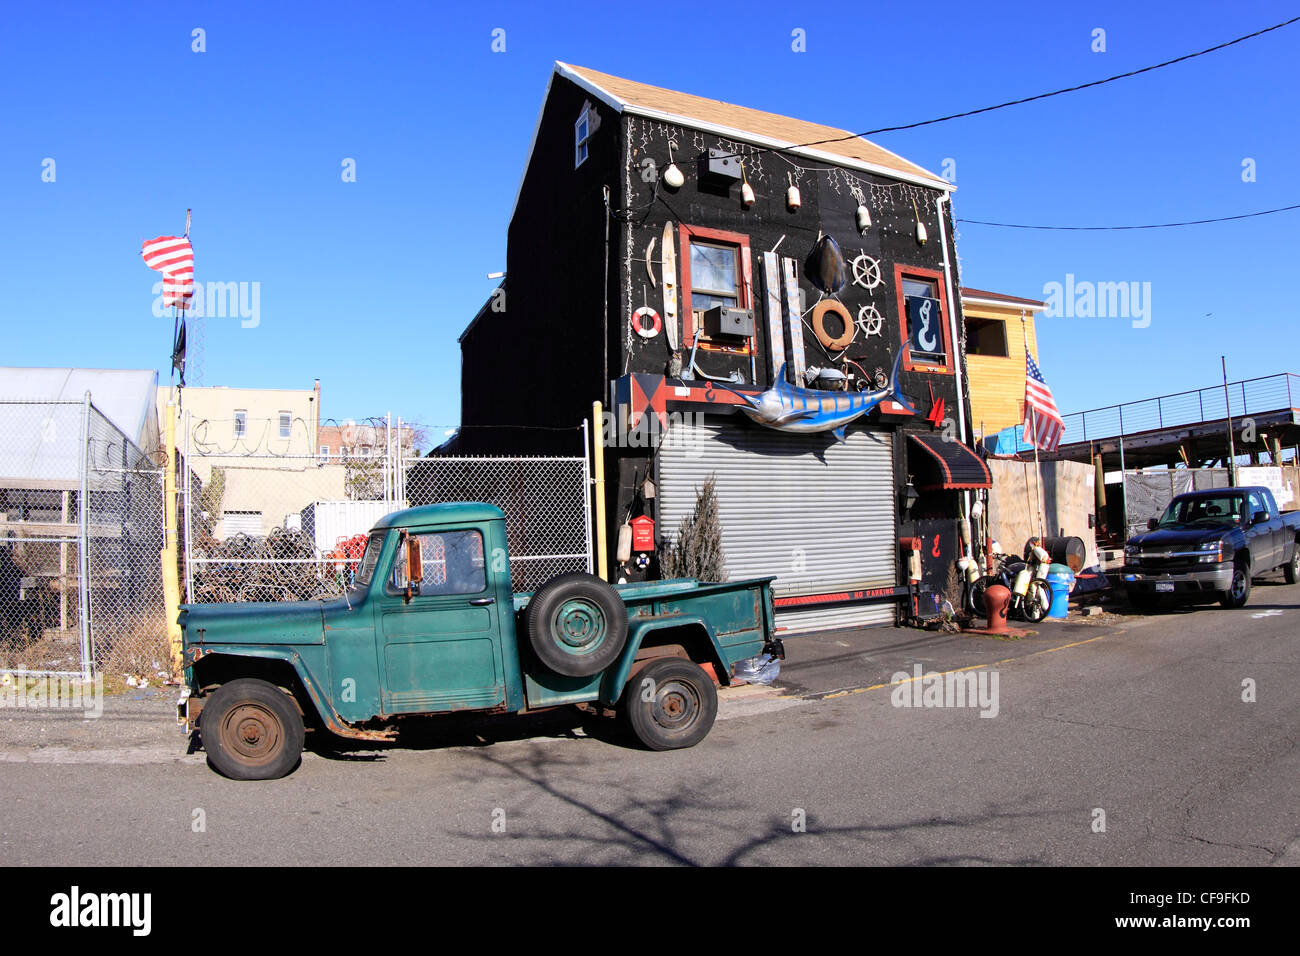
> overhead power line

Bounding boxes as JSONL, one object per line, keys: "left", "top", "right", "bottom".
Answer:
{"left": 803, "top": 15, "right": 1300, "bottom": 145}
{"left": 957, "top": 203, "right": 1300, "bottom": 231}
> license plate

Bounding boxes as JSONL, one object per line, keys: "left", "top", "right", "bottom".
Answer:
{"left": 1155, "top": 582, "right": 1175, "bottom": 592}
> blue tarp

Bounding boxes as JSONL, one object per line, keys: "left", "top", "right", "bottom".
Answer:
{"left": 982, "top": 423, "right": 1036, "bottom": 457}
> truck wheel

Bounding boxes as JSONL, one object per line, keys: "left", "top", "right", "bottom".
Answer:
{"left": 527, "top": 573, "right": 628, "bottom": 677}
{"left": 1219, "top": 559, "right": 1252, "bottom": 609}
{"left": 622, "top": 658, "right": 718, "bottom": 751}
{"left": 1285, "top": 547, "right": 1299, "bottom": 585}
{"left": 200, "top": 678, "right": 304, "bottom": 780}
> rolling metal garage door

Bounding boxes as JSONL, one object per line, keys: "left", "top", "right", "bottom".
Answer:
{"left": 658, "top": 417, "right": 897, "bottom": 634}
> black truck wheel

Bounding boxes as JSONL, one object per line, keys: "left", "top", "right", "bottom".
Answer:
{"left": 1219, "top": 559, "right": 1252, "bottom": 609}
{"left": 201, "top": 678, "right": 304, "bottom": 780}
{"left": 622, "top": 658, "right": 718, "bottom": 751}
{"left": 527, "top": 573, "right": 628, "bottom": 677}
{"left": 1285, "top": 546, "right": 1299, "bottom": 585}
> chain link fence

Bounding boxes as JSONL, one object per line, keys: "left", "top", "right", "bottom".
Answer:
{"left": 183, "top": 418, "right": 592, "bottom": 601}
{"left": 3, "top": 401, "right": 594, "bottom": 677}
{"left": 404, "top": 455, "right": 592, "bottom": 591}
{"left": 0, "top": 397, "right": 166, "bottom": 678}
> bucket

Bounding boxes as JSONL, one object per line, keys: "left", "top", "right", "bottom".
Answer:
{"left": 1046, "top": 563, "right": 1074, "bottom": 619}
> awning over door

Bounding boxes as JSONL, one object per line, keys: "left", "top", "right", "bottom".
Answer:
{"left": 908, "top": 433, "right": 992, "bottom": 491}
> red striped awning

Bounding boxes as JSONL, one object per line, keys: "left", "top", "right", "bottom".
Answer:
{"left": 908, "top": 433, "right": 992, "bottom": 491}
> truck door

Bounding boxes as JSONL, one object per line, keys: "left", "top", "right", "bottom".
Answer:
{"left": 1246, "top": 490, "right": 1278, "bottom": 570}
{"left": 376, "top": 528, "right": 506, "bottom": 714}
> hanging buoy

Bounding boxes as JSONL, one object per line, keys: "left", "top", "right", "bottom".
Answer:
{"left": 663, "top": 141, "right": 684, "bottom": 189}
{"left": 912, "top": 198, "right": 928, "bottom": 245}
{"left": 742, "top": 180, "right": 756, "bottom": 207}
{"left": 855, "top": 204, "right": 872, "bottom": 233}
{"left": 631, "top": 306, "right": 662, "bottom": 338}
{"left": 786, "top": 173, "right": 801, "bottom": 211}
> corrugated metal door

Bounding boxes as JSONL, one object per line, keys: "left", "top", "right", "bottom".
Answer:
{"left": 658, "top": 417, "right": 897, "bottom": 633}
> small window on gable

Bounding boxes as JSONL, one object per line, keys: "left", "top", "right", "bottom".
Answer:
{"left": 575, "top": 106, "right": 593, "bottom": 168}
{"left": 278, "top": 411, "right": 291, "bottom": 439}
{"left": 234, "top": 410, "right": 247, "bottom": 439}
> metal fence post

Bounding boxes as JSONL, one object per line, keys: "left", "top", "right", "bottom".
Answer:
{"left": 77, "top": 391, "right": 93, "bottom": 682}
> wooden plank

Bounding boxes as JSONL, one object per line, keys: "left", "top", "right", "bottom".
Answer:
{"left": 761, "top": 252, "right": 786, "bottom": 382}
{"left": 780, "top": 257, "right": 806, "bottom": 386}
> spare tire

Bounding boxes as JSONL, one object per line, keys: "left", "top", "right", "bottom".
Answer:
{"left": 527, "top": 573, "right": 628, "bottom": 677}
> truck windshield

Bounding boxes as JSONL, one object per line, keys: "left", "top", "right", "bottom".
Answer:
{"left": 1157, "top": 495, "right": 1244, "bottom": 528}
{"left": 353, "top": 532, "right": 385, "bottom": 587}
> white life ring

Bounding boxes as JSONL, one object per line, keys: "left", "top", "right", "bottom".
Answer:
{"left": 632, "top": 306, "right": 662, "bottom": 339}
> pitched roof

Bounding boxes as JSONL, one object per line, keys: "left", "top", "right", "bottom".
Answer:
{"left": 559, "top": 63, "right": 950, "bottom": 190}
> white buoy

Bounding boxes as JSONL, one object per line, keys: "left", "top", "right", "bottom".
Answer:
{"left": 663, "top": 163, "right": 684, "bottom": 189}
{"left": 742, "top": 181, "right": 756, "bottom": 207}
{"left": 915, "top": 219, "right": 928, "bottom": 245}
{"left": 855, "top": 204, "right": 871, "bottom": 233}
{"left": 786, "top": 184, "right": 801, "bottom": 211}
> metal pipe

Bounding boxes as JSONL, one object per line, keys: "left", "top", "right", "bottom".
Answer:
{"left": 77, "top": 392, "right": 92, "bottom": 683}
{"left": 1223, "top": 356, "right": 1237, "bottom": 485}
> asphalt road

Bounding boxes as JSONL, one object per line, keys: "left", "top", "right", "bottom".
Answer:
{"left": 1, "top": 581, "right": 1297, "bottom": 867}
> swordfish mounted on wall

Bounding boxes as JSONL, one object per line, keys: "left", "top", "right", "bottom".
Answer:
{"left": 722, "top": 348, "right": 916, "bottom": 443}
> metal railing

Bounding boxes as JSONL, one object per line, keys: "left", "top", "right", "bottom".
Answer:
{"left": 1061, "top": 373, "right": 1300, "bottom": 446}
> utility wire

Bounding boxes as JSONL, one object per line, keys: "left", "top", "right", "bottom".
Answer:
{"left": 722, "top": 15, "right": 1300, "bottom": 160}
{"left": 957, "top": 203, "right": 1300, "bottom": 230}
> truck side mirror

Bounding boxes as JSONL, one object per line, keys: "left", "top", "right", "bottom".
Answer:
{"left": 1147, "top": 518, "right": 1158, "bottom": 531}
{"left": 1252, "top": 511, "right": 1268, "bottom": 526}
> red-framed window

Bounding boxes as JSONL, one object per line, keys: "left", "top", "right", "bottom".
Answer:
{"left": 894, "top": 263, "right": 954, "bottom": 375}
{"left": 679, "top": 225, "right": 753, "bottom": 354}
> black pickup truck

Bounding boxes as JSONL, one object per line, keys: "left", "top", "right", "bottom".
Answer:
{"left": 1123, "top": 485, "right": 1300, "bottom": 609}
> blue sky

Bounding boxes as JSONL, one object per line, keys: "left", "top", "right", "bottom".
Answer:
{"left": 2, "top": 1, "right": 1296, "bottom": 431}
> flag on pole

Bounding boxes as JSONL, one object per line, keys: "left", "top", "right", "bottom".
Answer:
{"left": 1023, "top": 354, "right": 1064, "bottom": 452}
{"left": 141, "top": 236, "right": 194, "bottom": 309}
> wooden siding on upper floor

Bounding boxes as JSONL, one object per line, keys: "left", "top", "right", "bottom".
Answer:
{"left": 964, "top": 303, "right": 1040, "bottom": 439}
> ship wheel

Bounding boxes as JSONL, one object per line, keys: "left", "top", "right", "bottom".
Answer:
{"left": 851, "top": 253, "right": 883, "bottom": 290}
{"left": 856, "top": 304, "right": 883, "bottom": 338}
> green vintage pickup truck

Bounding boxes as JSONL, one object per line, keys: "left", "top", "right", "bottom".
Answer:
{"left": 178, "top": 502, "right": 781, "bottom": 779}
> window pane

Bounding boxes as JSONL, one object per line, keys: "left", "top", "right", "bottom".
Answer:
{"left": 690, "top": 242, "right": 738, "bottom": 296}
{"left": 393, "top": 531, "right": 487, "bottom": 596}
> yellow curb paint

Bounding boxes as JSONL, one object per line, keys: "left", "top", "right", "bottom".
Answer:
{"left": 813, "top": 630, "right": 1120, "bottom": 701}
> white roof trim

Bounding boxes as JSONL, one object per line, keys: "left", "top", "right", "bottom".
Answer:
{"left": 557, "top": 62, "right": 953, "bottom": 192}
{"left": 962, "top": 296, "right": 1047, "bottom": 312}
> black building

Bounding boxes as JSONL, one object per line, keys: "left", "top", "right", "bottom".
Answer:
{"left": 457, "top": 63, "right": 991, "bottom": 632}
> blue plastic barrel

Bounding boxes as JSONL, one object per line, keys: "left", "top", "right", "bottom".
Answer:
{"left": 1046, "top": 563, "right": 1074, "bottom": 619}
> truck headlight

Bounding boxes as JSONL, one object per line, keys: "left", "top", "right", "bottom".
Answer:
{"left": 1198, "top": 541, "right": 1224, "bottom": 562}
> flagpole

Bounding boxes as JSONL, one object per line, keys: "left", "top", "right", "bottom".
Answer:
{"left": 1021, "top": 312, "right": 1046, "bottom": 542}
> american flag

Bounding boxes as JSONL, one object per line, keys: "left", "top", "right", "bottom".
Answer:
{"left": 141, "top": 236, "right": 194, "bottom": 309}
{"left": 1024, "top": 355, "right": 1064, "bottom": 452}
